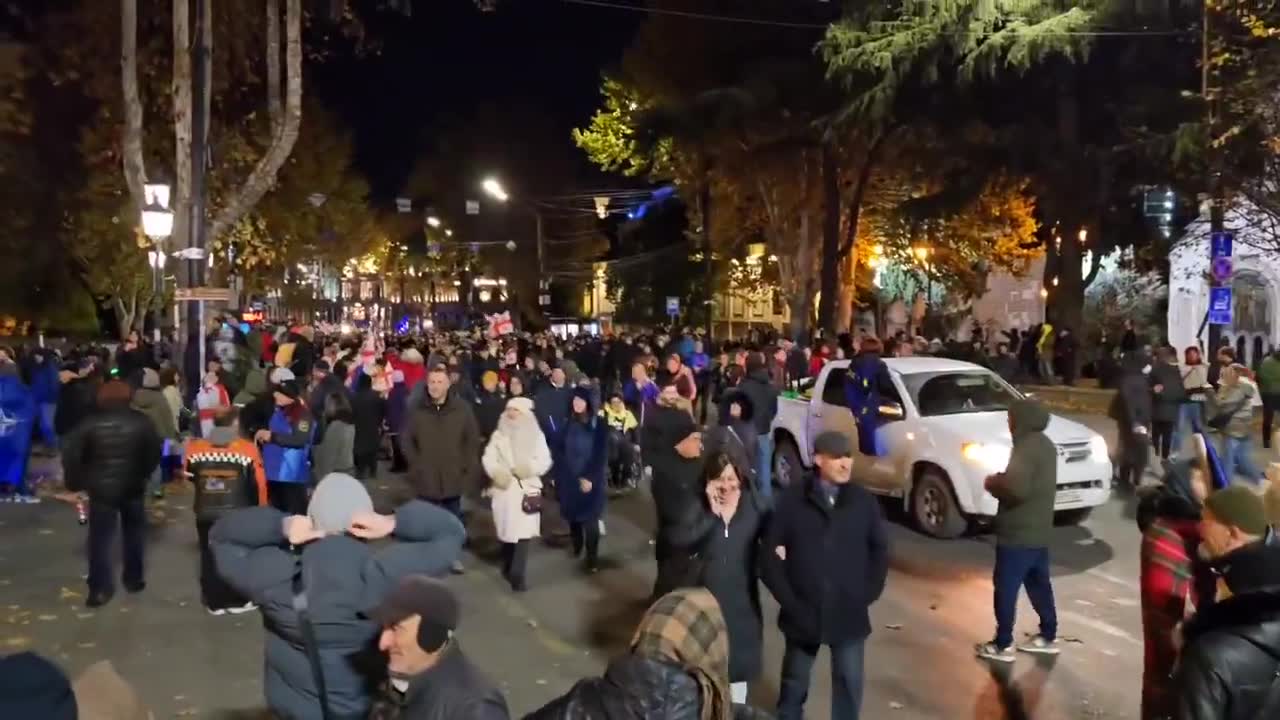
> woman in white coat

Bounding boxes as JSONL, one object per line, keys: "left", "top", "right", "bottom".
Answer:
{"left": 483, "top": 396, "right": 552, "bottom": 592}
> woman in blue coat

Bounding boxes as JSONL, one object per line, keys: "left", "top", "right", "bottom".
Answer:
{"left": 255, "top": 379, "right": 314, "bottom": 515}
{"left": 552, "top": 386, "right": 609, "bottom": 572}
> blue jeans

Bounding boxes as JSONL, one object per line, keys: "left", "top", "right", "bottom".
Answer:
{"left": 993, "top": 545, "right": 1057, "bottom": 648}
{"left": 38, "top": 402, "right": 57, "bottom": 449}
{"left": 755, "top": 433, "right": 774, "bottom": 504}
{"left": 777, "top": 638, "right": 865, "bottom": 720}
{"left": 1222, "top": 435, "right": 1264, "bottom": 485}
{"left": 1174, "top": 403, "right": 1203, "bottom": 456}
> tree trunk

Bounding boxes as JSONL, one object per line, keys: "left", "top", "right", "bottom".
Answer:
{"left": 172, "top": 0, "right": 193, "bottom": 276}
{"left": 1046, "top": 63, "right": 1086, "bottom": 337}
{"left": 835, "top": 249, "right": 854, "bottom": 333}
{"left": 266, "top": 0, "right": 282, "bottom": 135}
{"left": 816, "top": 141, "right": 841, "bottom": 333}
{"left": 206, "top": 0, "right": 303, "bottom": 244}
{"left": 120, "top": 0, "right": 147, "bottom": 214}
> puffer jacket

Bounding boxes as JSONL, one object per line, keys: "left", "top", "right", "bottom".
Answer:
{"left": 211, "top": 501, "right": 466, "bottom": 720}
{"left": 1211, "top": 379, "right": 1258, "bottom": 439}
{"left": 1175, "top": 538, "right": 1280, "bottom": 720}
{"left": 523, "top": 655, "right": 772, "bottom": 720}
{"left": 62, "top": 405, "right": 162, "bottom": 504}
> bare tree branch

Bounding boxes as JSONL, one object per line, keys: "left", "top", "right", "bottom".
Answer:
{"left": 173, "top": 0, "right": 193, "bottom": 253}
{"left": 121, "top": 0, "right": 147, "bottom": 215}
{"left": 266, "top": 0, "right": 282, "bottom": 135}
{"left": 207, "top": 0, "right": 303, "bottom": 244}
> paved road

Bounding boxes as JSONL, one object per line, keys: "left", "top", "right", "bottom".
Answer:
{"left": 1, "top": 411, "right": 1273, "bottom": 719}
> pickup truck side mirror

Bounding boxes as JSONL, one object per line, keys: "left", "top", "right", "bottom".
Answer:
{"left": 878, "top": 402, "right": 905, "bottom": 421}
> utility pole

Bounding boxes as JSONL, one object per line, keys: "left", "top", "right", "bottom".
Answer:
{"left": 188, "top": 0, "right": 211, "bottom": 379}
{"left": 1204, "top": 0, "right": 1225, "bottom": 358}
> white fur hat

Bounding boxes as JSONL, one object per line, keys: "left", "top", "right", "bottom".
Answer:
{"left": 506, "top": 396, "right": 535, "bottom": 415}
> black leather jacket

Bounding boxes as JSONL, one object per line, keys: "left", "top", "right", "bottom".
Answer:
{"left": 1175, "top": 538, "right": 1280, "bottom": 720}
{"left": 63, "top": 405, "right": 162, "bottom": 504}
{"left": 523, "top": 655, "right": 772, "bottom": 720}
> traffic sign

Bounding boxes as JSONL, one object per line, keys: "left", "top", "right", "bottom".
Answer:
{"left": 665, "top": 296, "right": 680, "bottom": 317}
{"left": 1208, "top": 286, "right": 1233, "bottom": 325}
{"left": 1211, "top": 231, "right": 1233, "bottom": 259}
{"left": 175, "top": 287, "right": 233, "bottom": 303}
{"left": 1211, "top": 256, "right": 1234, "bottom": 284}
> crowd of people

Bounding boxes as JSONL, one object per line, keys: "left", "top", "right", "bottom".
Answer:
{"left": 0, "top": 316, "right": 1278, "bottom": 719}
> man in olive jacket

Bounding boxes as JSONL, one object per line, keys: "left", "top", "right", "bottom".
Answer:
{"left": 975, "top": 398, "right": 1060, "bottom": 663}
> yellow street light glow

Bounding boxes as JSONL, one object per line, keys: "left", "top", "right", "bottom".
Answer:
{"left": 426, "top": 216, "right": 442, "bottom": 228}
{"left": 482, "top": 178, "right": 509, "bottom": 202}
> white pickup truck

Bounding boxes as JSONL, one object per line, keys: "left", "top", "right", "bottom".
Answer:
{"left": 770, "top": 357, "right": 1113, "bottom": 538}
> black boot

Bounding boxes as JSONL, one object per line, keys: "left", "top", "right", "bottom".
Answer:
{"left": 86, "top": 589, "right": 114, "bottom": 609}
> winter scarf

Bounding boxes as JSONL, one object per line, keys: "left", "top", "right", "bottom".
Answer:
{"left": 630, "top": 589, "right": 731, "bottom": 720}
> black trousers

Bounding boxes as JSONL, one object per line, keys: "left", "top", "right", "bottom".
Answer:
{"left": 197, "top": 518, "right": 248, "bottom": 610}
{"left": 87, "top": 497, "right": 146, "bottom": 595}
{"left": 389, "top": 434, "right": 408, "bottom": 472}
{"left": 500, "top": 539, "right": 531, "bottom": 589}
{"left": 354, "top": 450, "right": 378, "bottom": 479}
{"left": 268, "top": 482, "right": 309, "bottom": 516}
{"left": 1152, "top": 420, "right": 1175, "bottom": 459}
{"left": 569, "top": 520, "right": 600, "bottom": 562}
{"left": 1263, "top": 394, "right": 1280, "bottom": 449}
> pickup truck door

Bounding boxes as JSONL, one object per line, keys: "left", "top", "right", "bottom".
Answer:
{"left": 871, "top": 373, "right": 914, "bottom": 494}
{"left": 814, "top": 366, "right": 887, "bottom": 493}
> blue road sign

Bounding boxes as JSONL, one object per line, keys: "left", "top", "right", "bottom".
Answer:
{"left": 1208, "top": 286, "right": 1233, "bottom": 325}
{"left": 1211, "top": 256, "right": 1234, "bottom": 283}
{"left": 666, "top": 296, "right": 680, "bottom": 316}
{"left": 1211, "top": 231, "right": 1233, "bottom": 259}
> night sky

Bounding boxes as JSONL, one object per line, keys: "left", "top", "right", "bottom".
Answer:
{"left": 313, "top": 0, "right": 642, "bottom": 200}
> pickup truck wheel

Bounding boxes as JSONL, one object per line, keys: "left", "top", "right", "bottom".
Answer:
{"left": 1055, "top": 508, "right": 1093, "bottom": 526}
{"left": 911, "top": 469, "right": 967, "bottom": 539}
{"left": 773, "top": 438, "right": 802, "bottom": 489}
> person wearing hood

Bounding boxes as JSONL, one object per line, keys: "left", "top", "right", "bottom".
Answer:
{"left": 482, "top": 397, "right": 552, "bottom": 592}
{"left": 1209, "top": 364, "right": 1265, "bottom": 485}
{"left": 525, "top": 588, "right": 771, "bottom": 720}
{"left": 552, "top": 386, "right": 610, "bottom": 573}
{"left": 474, "top": 371, "right": 506, "bottom": 442}
{"left": 1136, "top": 460, "right": 1214, "bottom": 720}
{"left": 705, "top": 390, "right": 759, "bottom": 492}
{"left": 183, "top": 407, "right": 267, "bottom": 615}
{"left": 211, "top": 473, "right": 466, "bottom": 719}
{"left": 406, "top": 366, "right": 482, "bottom": 574}
{"left": 975, "top": 399, "right": 1060, "bottom": 662}
{"left": 644, "top": 400, "right": 706, "bottom": 599}
{"left": 1174, "top": 485, "right": 1280, "bottom": 719}
{"left": 1149, "top": 345, "right": 1187, "bottom": 460}
{"left": 132, "top": 368, "right": 179, "bottom": 498}
{"left": 668, "top": 453, "right": 769, "bottom": 703}
{"left": 351, "top": 373, "right": 386, "bottom": 479}
{"left": 736, "top": 352, "right": 779, "bottom": 503}
{"left": 255, "top": 379, "right": 315, "bottom": 516}
{"left": 62, "top": 381, "right": 162, "bottom": 607}
{"left": 1111, "top": 351, "right": 1154, "bottom": 490}
{"left": 234, "top": 363, "right": 274, "bottom": 439}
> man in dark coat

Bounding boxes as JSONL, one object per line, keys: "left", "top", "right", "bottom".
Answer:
{"left": 351, "top": 374, "right": 386, "bottom": 479}
{"left": 643, "top": 401, "right": 705, "bottom": 600}
{"left": 405, "top": 366, "right": 482, "bottom": 573}
{"left": 53, "top": 358, "right": 98, "bottom": 439}
{"left": 368, "top": 576, "right": 509, "bottom": 720}
{"left": 736, "top": 352, "right": 778, "bottom": 502}
{"left": 308, "top": 359, "right": 347, "bottom": 423}
{"left": 533, "top": 366, "right": 574, "bottom": 437}
{"left": 761, "top": 431, "right": 888, "bottom": 720}
{"left": 1174, "top": 486, "right": 1280, "bottom": 720}
{"left": 1149, "top": 345, "right": 1187, "bottom": 460}
{"left": 1111, "top": 351, "right": 1153, "bottom": 489}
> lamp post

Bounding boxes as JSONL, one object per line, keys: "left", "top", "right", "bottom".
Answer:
{"left": 481, "top": 177, "right": 545, "bottom": 305}
{"left": 142, "top": 182, "right": 174, "bottom": 346}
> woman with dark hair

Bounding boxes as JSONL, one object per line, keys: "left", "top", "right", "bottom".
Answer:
{"left": 254, "top": 379, "right": 315, "bottom": 515}
{"left": 552, "top": 386, "right": 609, "bottom": 573}
{"left": 1176, "top": 346, "right": 1211, "bottom": 452}
{"left": 507, "top": 373, "right": 526, "bottom": 398}
{"left": 312, "top": 390, "right": 355, "bottom": 481}
{"left": 668, "top": 453, "right": 769, "bottom": 704}
{"left": 350, "top": 373, "right": 385, "bottom": 479}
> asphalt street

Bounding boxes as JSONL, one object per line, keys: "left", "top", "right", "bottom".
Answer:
{"left": 1, "top": 411, "right": 1274, "bottom": 719}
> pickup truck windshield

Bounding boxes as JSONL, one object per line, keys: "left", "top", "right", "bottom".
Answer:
{"left": 901, "top": 371, "right": 1023, "bottom": 417}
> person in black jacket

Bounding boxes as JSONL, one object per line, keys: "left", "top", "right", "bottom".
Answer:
{"left": 474, "top": 371, "right": 506, "bottom": 442}
{"left": 61, "top": 380, "right": 162, "bottom": 608}
{"left": 643, "top": 401, "right": 705, "bottom": 600}
{"left": 761, "top": 430, "right": 888, "bottom": 720}
{"left": 1112, "top": 352, "right": 1154, "bottom": 489}
{"left": 669, "top": 453, "right": 768, "bottom": 703}
{"left": 1174, "top": 486, "right": 1280, "bottom": 720}
{"left": 53, "top": 358, "right": 98, "bottom": 439}
{"left": 351, "top": 373, "right": 386, "bottom": 479}
{"left": 1148, "top": 345, "right": 1186, "bottom": 460}
{"left": 736, "top": 353, "right": 779, "bottom": 503}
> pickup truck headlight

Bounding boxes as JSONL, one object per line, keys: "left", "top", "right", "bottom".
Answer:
{"left": 1089, "top": 436, "right": 1108, "bottom": 461}
{"left": 962, "top": 442, "right": 1012, "bottom": 471}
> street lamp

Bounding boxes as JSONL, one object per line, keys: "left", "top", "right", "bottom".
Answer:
{"left": 482, "top": 177, "right": 509, "bottom": 202}
{"left": 426, "top": 215, "right": 442, "bottom": 228}
{"left": 142, "top": 182, "right": 173, "bottom": 345}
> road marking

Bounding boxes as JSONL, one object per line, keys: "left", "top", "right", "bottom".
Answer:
{"left": 1085, "top": 568, "right": 1138, "bottom": 591}
{"left": 1059, "top": 610, "right": 1141, "bottom": 647}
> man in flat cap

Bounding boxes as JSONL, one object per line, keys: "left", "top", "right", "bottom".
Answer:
{"left": 368, "top": 575, "right": 509, "bottom": 720}
{"left": 761, "top": 430, "right": 889, "bottom": 720}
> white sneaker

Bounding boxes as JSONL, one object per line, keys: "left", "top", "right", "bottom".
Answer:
{"left": 974, "top": 642, "right": 1016, "bottom": 663}
{"left": 598, "top": 519, "right": 607, "bottom": 537}
{"left": 227, "top": 602, "right": 258, "bottom": 615}
{"left": 1018, "top": 635, "right": 1060, "bottom": 655}
{"left": 206, "top": 607, "right": 228, "bottom": 616}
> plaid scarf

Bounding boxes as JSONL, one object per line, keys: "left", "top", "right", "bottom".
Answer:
{"left": 630, "top": 589, "right": 732, "bottom": 720}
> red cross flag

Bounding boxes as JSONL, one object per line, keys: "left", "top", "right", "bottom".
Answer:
{"left": 487, "top": 311, "right": 514, "bottom": 338}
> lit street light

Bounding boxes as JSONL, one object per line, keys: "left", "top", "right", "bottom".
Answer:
{"left": 141, "top": 182, "right": 173, "bottom": 345}
{"left": 482, "top": 177, "right": 509, "bottom": 202}
{"left": 426, "top": 215, "right": 442, "bottom": 228}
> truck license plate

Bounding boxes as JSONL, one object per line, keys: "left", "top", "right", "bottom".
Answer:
{"left": 1056, "top": 490, "right": 1084, "bottom": 505}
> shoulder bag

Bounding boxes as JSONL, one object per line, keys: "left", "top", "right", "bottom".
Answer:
{"left": 292, "top": 555, "right": 335, "bottom": 720}
{"left": 517, "top": 479, "right": 543, "bottom": 515}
